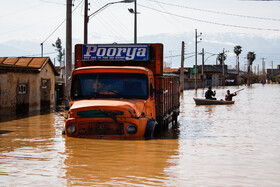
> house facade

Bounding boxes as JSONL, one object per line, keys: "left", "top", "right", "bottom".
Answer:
{"left": 0, "top": 57, "right": 59, "bottom": 116}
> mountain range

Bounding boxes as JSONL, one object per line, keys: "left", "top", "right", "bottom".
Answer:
{"left": 1, "top": 32, "right": 279, "bottom": 70}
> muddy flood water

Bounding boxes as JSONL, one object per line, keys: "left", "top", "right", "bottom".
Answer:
{"left": 0, "top": 84, "right": 280, "bottom": 186}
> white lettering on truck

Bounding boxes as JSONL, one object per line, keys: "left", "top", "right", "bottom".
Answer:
{"left": 83, "top": 45, "right": 148, "bottom": 60}
{"left": 126, "top": 48, "right": 137, "bottom": 60}
{"left": 107, "top": 48, "right": 117, "bottom": 56}
{"left": 116, "top": 48, "right": 127, "bottom": 56}
{"left": 137, "top": 48, "right": 146, "bottom": 57}
{"left": 84, "top": 46, "right": 97, "bottom": 57}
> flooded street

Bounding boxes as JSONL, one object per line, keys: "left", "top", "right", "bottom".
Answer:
{"left": 1, "top": 84, "right": 280, "bottom": 186}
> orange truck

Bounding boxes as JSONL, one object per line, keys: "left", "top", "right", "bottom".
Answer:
{"left": 64, "top": 43, "right": 180, "bottom": 139}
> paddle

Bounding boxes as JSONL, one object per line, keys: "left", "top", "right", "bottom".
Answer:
{"left": 233, "top": 88, "right": 245, "bottom": 93}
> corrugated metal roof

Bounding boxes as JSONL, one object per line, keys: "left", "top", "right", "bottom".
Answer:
{"left": 0, "top": 57, "right": 5, "bottom": 63}
{"left": 2, "top": 57, "right": 19, "bottom": 65}
{"left": 16, "top": 58, "right": 33, "bottom": 66}
{"left": 0, "top": 57, "right": 59, "bottom": 75}
{"left": 28, "top": 57, "right": 47, "bottom": 68}
{"left": 0, "top": 57, "right": 46, "bottom": 68}
{"left": 163, "top": 67, "right": 179, "bottom": 73}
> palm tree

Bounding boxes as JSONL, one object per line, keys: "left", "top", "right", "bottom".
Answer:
{"left": 217, "top": 52, "right": 227, "bottom": 65}
{"left": 233, "top": 45, "right": 242, "bottom": 74}
{"left": 247, "top": 51, "right": 256, "bottom": 85}
{"left": 217, "top": 52, "right": 227, "bottom": 86}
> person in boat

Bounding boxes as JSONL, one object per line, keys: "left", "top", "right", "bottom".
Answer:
{"left": 225, "top": 90, "right": 237, "bottom": 101}
{"left": 205, "top": 86, "right": 216, "bottom": 100}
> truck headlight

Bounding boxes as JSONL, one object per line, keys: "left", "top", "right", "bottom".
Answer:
{"left": 127, "top": 124, "right": 137, "bottom": 134}
{"left": 67, "top": 124, "right": 76, "bottom": 135}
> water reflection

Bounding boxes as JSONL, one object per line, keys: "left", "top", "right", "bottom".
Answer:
{"left": 0, "top": 84, "right": 280, "bottom": 186}
{"left": 0, "top": 112, "right": 67, "bottom": 186}
{"left": 64, "top": 138, "right": 179, "bottom": 186}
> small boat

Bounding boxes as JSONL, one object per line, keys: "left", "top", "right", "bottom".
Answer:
{"left": 193, "top": 98, "right": 235, "bottom": 105}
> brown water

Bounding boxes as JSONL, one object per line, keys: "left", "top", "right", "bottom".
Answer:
{"left": 0, "top": 84, "right": 280, "bottom": 186}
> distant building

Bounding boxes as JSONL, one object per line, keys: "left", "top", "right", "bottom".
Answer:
{"left": 183, "top": 65, "right": 230, "bottom": 88}
{"left": 226, "top": 69, "right": 238, "bottom": 86}
{"left": 266, "top": 65, "right": 280, "bottom": 78}
{"left": 161, "top": 64, "right": 241, "bottom": 89}
{"left": 55, "top": 66, "right": 66, "bottom": 105}
{"left": 0, "top": 57, "right": 59, "bottom": 116}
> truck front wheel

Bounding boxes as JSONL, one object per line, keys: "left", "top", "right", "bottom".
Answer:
{"left": 145, "top": 120, "right": 157, "bottom": 138}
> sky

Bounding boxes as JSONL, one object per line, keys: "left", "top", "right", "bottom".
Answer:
{"left": 1, "top": 0, "right": 280, "bottom": 68}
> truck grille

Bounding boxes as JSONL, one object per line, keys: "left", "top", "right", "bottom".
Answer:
{"left": 77, "top": 121, "right": 124, "bottom": 136}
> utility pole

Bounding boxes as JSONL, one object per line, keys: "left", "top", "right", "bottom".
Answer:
{"left": 222, "top": 48, "right": 225, "bottom": 86}
{"left": 195, "top": 29, "right": 197, "bottom": 90}
{"left": 84, "top": 0, "right": 88, "bottom": 44}
{"left": 169, "top": 51, "right": 173, "bottom": 67}
{"left": 180, "top": 41, "right": 185, "bottom": 92}
{"left": 40, "top": 43, "right": 43, "bottom": 57}
{"left": 194, "top": 29, "right": 202, "bottom": 90}
{"left": 65, "top": 0, "right": 72, "bottom": 109}
{"left": 261, "top": 58, "right": 266, "bottom": 75}
{"left": 134, "top": 0, "right": 137, "bottom": 44}
{"left": 260, "top": 57, "right": 266, "bottom": 84}
{"left": 237, "top": 53, "right": 240, "bottom": 85}
{"left": 201, "top": 48, "right": 205, "bottom": 88}
{"left": 271, "top": 61, "right": 274, "bottom": 78}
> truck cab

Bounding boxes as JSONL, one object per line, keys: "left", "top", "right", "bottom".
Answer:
{"left": 65, "top": 66, "right": 156, "bottom": 139}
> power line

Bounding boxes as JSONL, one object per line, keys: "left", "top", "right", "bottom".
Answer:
{"left": 27, "top": 51, "right": 57, "bottom": 57}
{"left": 0, "top": 3, "right": 43, "bottom": 18}
{"left": 88, "top": 0, "right": 133, "bottom": 41}
{"left": 38, "top": 0, "right": 66, "bottom": 5}
{"left": 165, "top": 54, "right": 196, "bottom": 59}
{"left": 147, "top": 0, "right": 280, "bottom": 22}
{"left": 165, "top": 54, "right": 181, "bottom": 58}
{"left": 8, "top": 51, "right": 57, "bottom": 58}
{"left": 41, "top": 0, "right": 83, "bottom": 44}
{"left": 164, "top": 52, "right": 195, "bottom": 58}
{"left": 138, "top": 4, "right": 280, "bottom": 32}
{"left": 92, "top": 0, "right": 133, "bottom": 39}
{"left": 146, "top": 0, "right": 186, "bottom": 31}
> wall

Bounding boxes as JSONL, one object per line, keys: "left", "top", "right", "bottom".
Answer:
{"left": 39, "top": 63, "right": 56, "bottom": 109}
{"left": 0, "top": 72, "right": 38, "bottom": 115}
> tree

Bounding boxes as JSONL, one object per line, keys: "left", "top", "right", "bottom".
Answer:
{"left": 246, "top": 51, "right": 256, "bottom": 85}
{"left": 233, "top": 45, "right": 242, "bottom": 73}
{"left": 273, "top": 75, "right": 280, "bottom": 83}
{"left": 217, "top": 52, "right": 227, "bottom": 65}
{"left": 52, "top": 37, "right": 65, "bottom": 67}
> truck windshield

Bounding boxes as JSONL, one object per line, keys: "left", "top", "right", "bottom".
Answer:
{"left": 71, "top": 73, "right": 149, "bottom": 100}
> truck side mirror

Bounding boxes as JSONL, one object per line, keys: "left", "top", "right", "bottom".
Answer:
{"left": 150, "top": 82, "right": 154, "bottom": 97}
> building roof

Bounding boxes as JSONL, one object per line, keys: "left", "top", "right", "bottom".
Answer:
{"left": 163, "top": 67, "right": 182, "bottom": 73}
{"left": 0, "top": 57, "right": 59, "bottom": 75}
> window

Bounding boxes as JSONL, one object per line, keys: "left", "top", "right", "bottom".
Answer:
{"left": 71, "top": 73, "right": 149, "bottom": 100}
{"left": 42, "top": 80, "right": 48, "bottom": 89}
{"left": 18, "top": 84, "right": 27, "bottom": 94}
